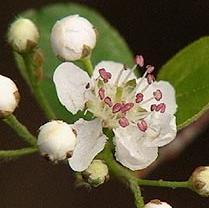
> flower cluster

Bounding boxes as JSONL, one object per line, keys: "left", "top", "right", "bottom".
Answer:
{"left": 37, "top": 15, "right": 177, "bottom": 173}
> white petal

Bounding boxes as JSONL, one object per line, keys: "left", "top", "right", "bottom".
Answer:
{"left": 143, "top": 112, "right": 177, "bottom": 147}
{"left": 93, "top": 61, "right": 137, "bottom": 85}
{"left": 53, "top": 62, "right": 90, "bottom": 114}
{"left": 68, "top": 118, "right": 106, "bottom": 171}
{"left": 137, "top": 80, "right": 177, "bottom": 115}
{"left": 113, "top": 125, "right": 158, "bottom": 171}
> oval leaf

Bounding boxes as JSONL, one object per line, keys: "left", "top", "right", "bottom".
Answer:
{"left": 158, "top": 37, "right": 209, "bottom": 129}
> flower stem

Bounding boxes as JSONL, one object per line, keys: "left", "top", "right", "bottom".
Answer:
{"left": 22, "top": 52, "right": 56, "bottom": 120}
{"left": 99, "top": 143, "right": 145, "bottom": 208}
{"left": 129, "top": 179, "right": 145, "bottom": 208}
{"left": 81, "top": 57, "right": 94, "bottom": 76}
{"left": 3, "top": 114, "right": 37, "bottom": 146}
{"left": 137, "top": 178, "right": 192, "bottom": 189}
{"left": 0, "top": 147, "right": 38, "bottom": 159}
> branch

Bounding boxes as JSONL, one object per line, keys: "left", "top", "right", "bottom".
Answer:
{"left": 3, "top": 114, "right": 37, "bottom": 146}
{"left": 0, "top": 147, "right": 38, "bottom": 159}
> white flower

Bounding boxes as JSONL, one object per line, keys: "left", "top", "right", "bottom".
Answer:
{"left": 0, "top": 75, "right": 20, "bottom": 118}
{"left": 37, "top": 120, "right": 77, "bottom": 161}
{"left": 82, "top": 159, "right": 109, "bottom": 187}
{"left": 50, "top": 15, "right": 96, "bottom": 61}
{"left": 145, "top": 199, "right": 172, "bottom": 208}
{"left": 8, "top": 18, "right": 39, "bottom": 53}
{"left": 191, "top": 166, "right": 209, "bottom": 197}
{"left": 53, "top": 57, "right": 177, "bottom": 171}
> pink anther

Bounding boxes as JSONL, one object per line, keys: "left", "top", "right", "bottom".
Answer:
{"left": 147, "top": 74, "right": 155, "bottom": 84}
{"left": 121, "top": 102, "right": 134, "bottom": 113}
{"left": 135, "top": 55, "right": 144, "bottom": 67}
{"left": 98, "top": 88, "right": 105, "bottom": 100}
{"left": 135, "top": 93, "right": 144, "bottom": 103}
{"left": 119, "top": 117, "right": 129, "bottom": 128}
{"left": 153, "top": 89, "right": 162, "bottom": 101}
{"left": 156, "top": 103, "right": 166, "bottom": 113}
{"left": 137, "top": 120, "right": 148, "bottom": 132}
{"left": 146, "top": 65, "right": 155, "bottom": 73}
{"left": 150, "top": 104, "right": 157, "bottom": 111}
{"left": 104, "top": 96, "right": 113, "bottom": 107}
{"left": 99, "top": 68, "right": 112, "bottom": 83}
{"left": 112, "top": 103, "right": 122, "bottom": 113}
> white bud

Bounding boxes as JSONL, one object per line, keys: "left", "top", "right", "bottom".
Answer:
{"left": 0, "top": 75, "right": 20, "bottom": 118}
{"left": 144, "top": 200, "right": 172, "bottom": 208}
{"left": 8, "top": 18, "right": 39, "bottom": 53}
{"left": 50, "top": 15, "right": 97, "bottom": 61}
{"left": 37, "top": 120, "right": 77, "bottom": 162}
{"left": 191, "top": 166, "right": 209, "bottom": 197}
{"left": 82, "top": 159, "right": 109, "bottom": 187}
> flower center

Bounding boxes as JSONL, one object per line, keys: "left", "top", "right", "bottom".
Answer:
{"left": 86, "top": 55, "right": 166, "bottom": 131}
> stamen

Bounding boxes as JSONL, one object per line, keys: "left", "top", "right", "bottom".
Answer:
{"left": 155, "top": 103, "right": 166, "bottom": 113}
{"left": 119, "top": 117, "right": 129, "bottom": 128}
{"left": 135, "top": 93, "right": 144, "bottom": 103}
{"left": 146, "top": 65, "right": 155, "bottom": 73}
{"left": 153, "top": 89, "right": 162, "bottom": 101}
{"left": 98, "top": 88, "right": 105, "bottom": 100}
{"left": 135, "top": 55, "right": 144, "bottom": 67}
{"left": 99, "top": 68, "right": 112, "bottom": 83}
{"left": 112, "top": 103, "right": 122, "bottom": 113}
{"left": 104, "top": 96, "right": 113, "bottom": 107}
{"left": 121, "top": 102, "right": 134, "bottom": 113}
{"left": 137, "top": 119, "right": 148, "bottom": 132}
{"left": 147, "top": 74, "right": 155, "bottom": 84}
{"left": 122, "top": 63, "right": 137, "bottom": 83}
{"left": 150, "top": 104, "right": 157, "bottom": 111}
{"left": 115, "top": 64, "right": 126, "bottom": 85}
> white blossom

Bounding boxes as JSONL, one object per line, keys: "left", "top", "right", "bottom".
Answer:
{"left": 8, "top": 18, "right": 39, "bottom": 53}
{"left": 191, "top": 166, "right": 209, "bottom": 197}
{"left": 0, "top": 75, "right": 20, "bottom": 118}
{"left": 53, "top": 57, "right": 177, "bottom": 171}
{"left": 145, "top": 199, "right": 172, "bottom": 208}
{"left": 50, "top": 15, "right": 96, "bottom": 61}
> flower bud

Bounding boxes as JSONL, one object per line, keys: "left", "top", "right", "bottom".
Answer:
{"left": 0, "top": 75, "right": 20, "bottom": 118}
{"left": 82, "top": 159, "right": 109, "bottom": 187}
{"left": 191, "top": 166, "right": 209, "bottom": 197}
{"left": 50, "top": 15, "right": 97, "bottom": 61}
{"left": 37, "top": 120, "right": 77, "bottom": 162}
{"left": 8, "top": 18, "right": 39, "bottom": 53}
{"left": 144, "top": 200, "right": 172, "bottom": 208}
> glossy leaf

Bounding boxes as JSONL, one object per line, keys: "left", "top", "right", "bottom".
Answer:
{"left": 158, "top": 37, "right": 209, "bottom": 129}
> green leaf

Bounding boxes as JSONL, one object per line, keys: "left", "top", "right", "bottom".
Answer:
{"left": 15, "top": 3, "right": 133, "bottom": 122}
{"left": 158, "top": 37, "right": 209, "bottom": 129}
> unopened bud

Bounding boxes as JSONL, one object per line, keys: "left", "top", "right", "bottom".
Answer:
{"left": 8, "top": 18, "right": 39, "bottom": 53}
{"left": 145, "top": 199, "right": 172, "bottom": 208}
{"left": 37, "top": 120, "right": 77, "bottom": 162}
{"left": 191, "top": 166, "right": 209, "bottom": 197}
{"left": 50, "top": 15, "right": 96, "bottom": 61}
{"left": 82, "top": 159, "right": 109, "bottom": 187}
{"left": 0, "top": 75, "right": 20, "bottom": 118}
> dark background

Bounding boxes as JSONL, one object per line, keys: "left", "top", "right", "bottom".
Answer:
{"left": 1, "top": 0, "right": 209, "bottom": 207}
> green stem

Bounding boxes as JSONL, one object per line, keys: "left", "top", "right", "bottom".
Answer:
{"left": 3, "top": 114, "right": 37, "bottom": 146}
{"left": 22, "top": 53, "right": 56, "bottom": 120}
{"left": 99, "top": 143, "right": 145, "bottom": 208}
{"left": 81, "top": 57, "right": 94, "bottom": 76}
{"left": 0, "top": 147, "right": 38, "bottom": 159}
{"left": 129, "top": 179, "right": 145, "bottom": 208}
{"left": 138, "top": 178, "right": 192, "bottom": 189}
